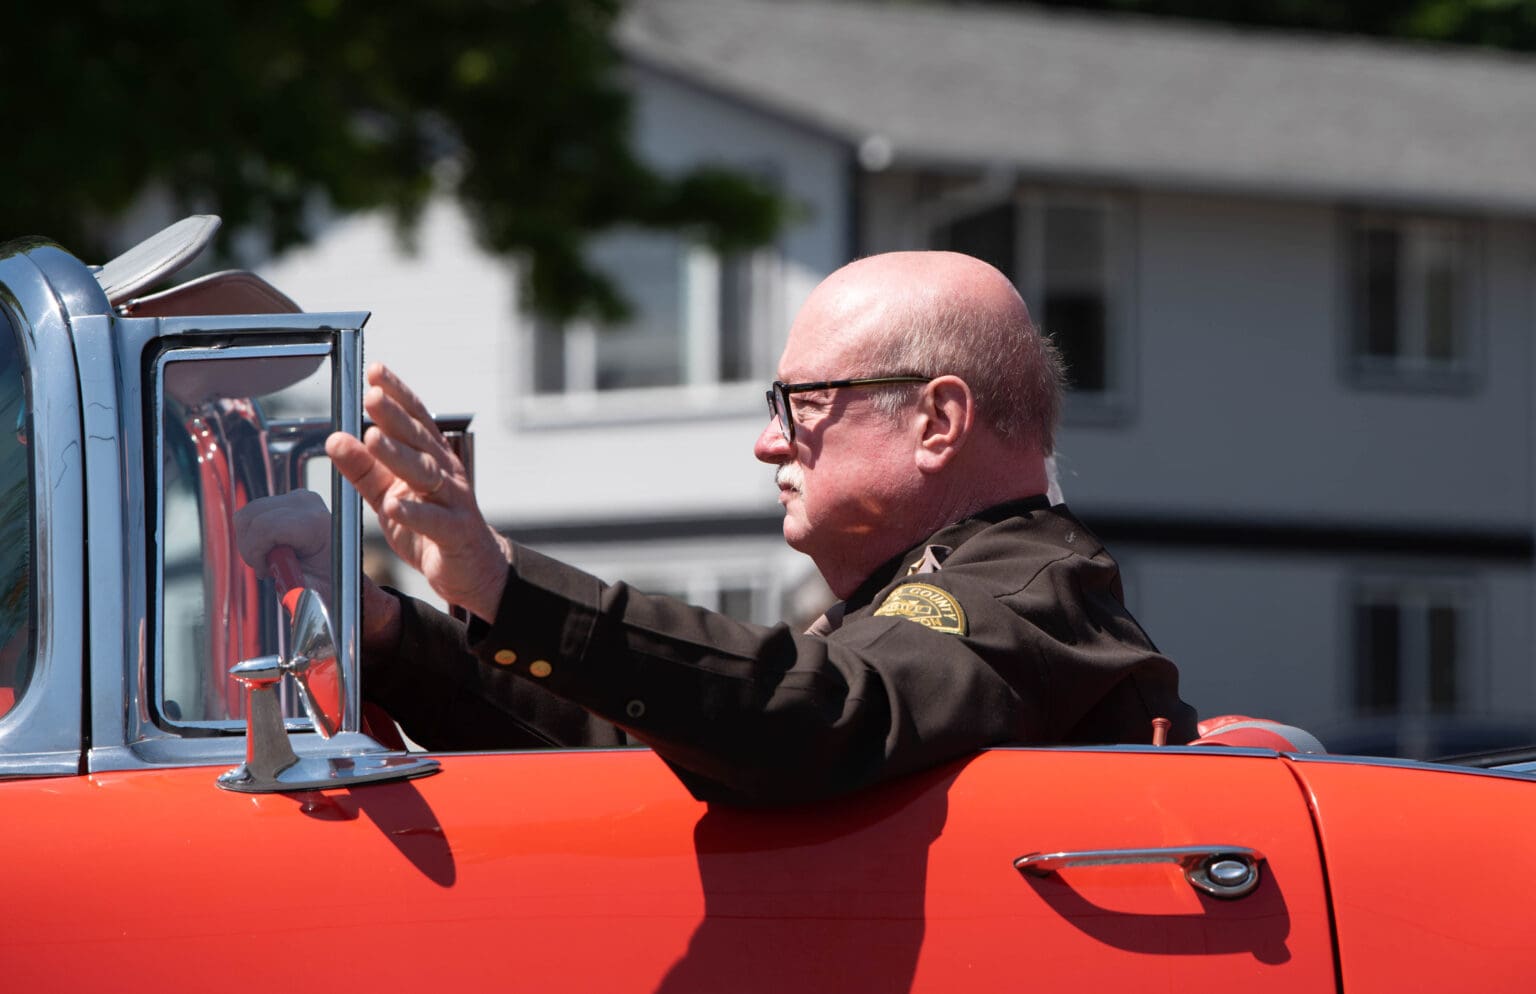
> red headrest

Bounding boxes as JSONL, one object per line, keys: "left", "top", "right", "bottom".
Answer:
{"left": 1193, "top": 714, "right": 1326, "bottom": 753}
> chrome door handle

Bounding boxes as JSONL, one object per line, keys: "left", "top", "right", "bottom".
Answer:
{"left": 1014, "top": 845, "right": 1265, "bottom": 899}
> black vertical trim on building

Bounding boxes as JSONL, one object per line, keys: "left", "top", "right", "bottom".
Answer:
{"left": 1088, "top": 514, "right": 1532, "bottom": 561}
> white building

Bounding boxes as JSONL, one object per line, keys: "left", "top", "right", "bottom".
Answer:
{"left": 260, "top": 0, "right": 1536, "bottom": 755}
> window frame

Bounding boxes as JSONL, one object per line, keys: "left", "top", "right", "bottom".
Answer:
{"left": 515, "top": 234, "right": 785, "bottom": 429}
{"left": 91, "top": 315, "right": 374, "bottom": 774}
{"left": 1340, "top": 210, "right": 1484, "bottom": 393}
{"left": 151, "top": 342, "right": 338, "bottom": 735}
{"left": 1346, "top": 573, "right": 1485, "bottom": 722}
{"left": 922, "top": 185, "right": 1137, "bottom": 425}
{"left": 535, "top": 533, "right": 804, "bottom": 631}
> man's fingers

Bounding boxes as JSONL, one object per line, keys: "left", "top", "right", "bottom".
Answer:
{"left": 365, "top": 385, "right": 452, "bottom": 463}
{"left": 368, "top": 364, "right": 449, "bottom": 447}
{"left": 363, "top": 426, "right": 453, "bottom": 500}
{"left": 326, "top": 430, "right": 397, "bottom": 511}
{"left": 363, "top": 385, "right": 459, "bottom": 495}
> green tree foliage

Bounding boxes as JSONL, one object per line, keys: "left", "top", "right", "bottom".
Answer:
{"left": 1020, "top": 0, "right": 1536, "bottom": 51}
{"left": 0, "top": 1, "right": 785, "bottom": 322}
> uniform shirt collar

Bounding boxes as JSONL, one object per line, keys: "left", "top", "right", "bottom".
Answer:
{"left": 841, "top": 494, "right": 1053, "bottom": 613}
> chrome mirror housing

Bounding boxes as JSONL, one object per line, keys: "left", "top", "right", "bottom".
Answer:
{"left": 218, "top": 578, "right": 438, "bottom": 793}
{"left": 287, "top": 587, "right": 342, "bottom": 739}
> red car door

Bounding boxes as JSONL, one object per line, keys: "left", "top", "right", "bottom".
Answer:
{"left": 1, "top": 745, "right": 1334, "bottom": 992}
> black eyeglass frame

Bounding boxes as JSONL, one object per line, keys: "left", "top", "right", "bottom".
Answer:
{"left": 766, "top": 376, "right": 933, "bottom": 443}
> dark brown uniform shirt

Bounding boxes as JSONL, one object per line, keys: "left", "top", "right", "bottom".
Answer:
{"left": 364, "top": 497, "right": 1197, "bottom": 804}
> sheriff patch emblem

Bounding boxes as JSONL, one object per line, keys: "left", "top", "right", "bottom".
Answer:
{"left": 873, "top": 582, "right": 967, "bottom": 635}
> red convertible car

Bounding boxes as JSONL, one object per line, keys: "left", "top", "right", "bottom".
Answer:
{"left": 1, "top": 220, "right": 1533, "bottom": 992}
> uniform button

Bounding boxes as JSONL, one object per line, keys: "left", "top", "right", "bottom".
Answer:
{"left": 625, "top": 700, "right": 646, "bottom": 719}
{"left": 529, "top": 660, "right": 553, "bottom": 678}
{"left": 493, "top": 649, "right": 517, "bottom": 666}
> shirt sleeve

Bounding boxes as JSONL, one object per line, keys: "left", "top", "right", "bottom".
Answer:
{"left": 362, "top": 587, "right": 628, "bottom": 752}
{"left": 467, "top": 545, "right": 1032, "bottom": 805}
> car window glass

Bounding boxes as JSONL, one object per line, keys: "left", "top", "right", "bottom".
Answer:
{"left": 0, "top": 309, "right": 32, "bottom": 719}
{"left": 156, "top": 347, "right": 333, "bottom": 730}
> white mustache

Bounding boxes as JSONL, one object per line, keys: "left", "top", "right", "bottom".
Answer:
{"left": 775, "top": 465, "right": 803, "bottom": 492}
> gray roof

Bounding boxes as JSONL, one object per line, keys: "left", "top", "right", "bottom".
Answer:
{"left": 619, "top": 0, "right": 1536, "bottom": 213}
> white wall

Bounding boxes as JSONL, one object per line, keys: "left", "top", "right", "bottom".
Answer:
{"left": 1118, "top": 544, "right": 1535, "bottom": 742}
{"left": 1057, "top": 193, "right": 1535, "bottom": 530}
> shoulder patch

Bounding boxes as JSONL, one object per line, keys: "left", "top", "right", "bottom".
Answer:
{"left": 873, "top": 582, "right": 968, "bottom": 635}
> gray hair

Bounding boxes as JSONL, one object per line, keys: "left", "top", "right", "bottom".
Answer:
{"left": 859, "top": 286, "right": 1065, "bottom": 454}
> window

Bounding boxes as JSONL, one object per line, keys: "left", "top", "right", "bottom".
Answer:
{"left": 930, "top": 191, "right": 1129, "bottom": 412}
{"left": 1347, "top": 214, "right": 1478, "bottom": 386}
{"left": 1352, "top": 579, "right": 1475, "bottom": 717}
{"left": 543, "top": 535, "right": 798, "bottom": 634}
{"left": 0, "top": 309, "right": 32, "bottom": 719}
{"left": 531, "top": 230, "right": 781, "bottom": 398}
{"left": 156, "top": 347, "right": 336, "bottom": 729}
{"left": 621, "top": 573, "right": 777, "bottom": 626}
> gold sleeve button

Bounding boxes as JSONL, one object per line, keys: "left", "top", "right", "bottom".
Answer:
{"left": 529, "top": 660, "right": 553, "bottom": 679}
{"left": 492, "top": 649, "right": 517, "bottom": 666}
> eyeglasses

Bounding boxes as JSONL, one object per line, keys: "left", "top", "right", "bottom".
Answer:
{"left": 765, "top": 376, "right": 932, "bottom": 444}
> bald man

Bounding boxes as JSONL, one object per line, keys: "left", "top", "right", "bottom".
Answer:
{"left": 238, "top": 251, "right": 1197, "bottom": 804}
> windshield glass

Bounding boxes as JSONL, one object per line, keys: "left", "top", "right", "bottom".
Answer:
{"left": 0, "top": 308, "right": 32, "bottom": 719}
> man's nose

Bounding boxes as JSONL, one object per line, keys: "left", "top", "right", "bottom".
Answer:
{"left": 753, "top": 419, "right": 791, "bottom": 463}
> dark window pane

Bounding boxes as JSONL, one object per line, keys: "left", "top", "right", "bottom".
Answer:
{"left": 1043, "top": 205, "right": 1105, "bottom": 278}
{"left": 718, "top": 585, "right": 757, "bottom": 623}
{"left": 0, "top": 308, "right": 32, "bottom": 716}
{"left": 591, "top": 233, "right": 685, "bottom": 391}
{"left": 1359, "top": 227, "right": 1399, "bottom": 358}
{"left": 934, "top": 204, "right": 1016, "bottom": 277}
{"left": 1424, "top": 269, "right": 1456, "bottom": 361}
{"left": 532, "top": 319, "right": 565, "bottom": 393}
{"left": 718, "top": 253, "right": 754, "bottom": 383}
{"left": 1043, "top": 294, "right": 1106, "bottom": 392}
{"left": 1355, "top": 602, "right": 1400, "bottom": 713}
{"left": 1427, "top": 604, "right": 1459, "bottom": 712}
{"left": 1042, "top": 205, "right": 1110, "bottom": 394}
{"left": 1422, "top": 242, "right": 1460, "bottom": 362}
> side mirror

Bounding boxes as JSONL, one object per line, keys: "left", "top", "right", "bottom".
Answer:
{"left": 216, "top": 548, "right": 438, "bottom": 793}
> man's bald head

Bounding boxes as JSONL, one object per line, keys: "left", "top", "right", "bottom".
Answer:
{"left": 762, "top": 251, "right": 1063, "bottom": 595}
{"left": 802, "top": 252, "right": 1064, "bottom": 454}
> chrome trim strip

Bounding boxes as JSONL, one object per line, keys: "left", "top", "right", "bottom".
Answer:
{"left": 154, "top": 312, "right": 372, "bottom": 337}
{"left": 89, "top": 731, "right": 392, "bottom": 773}
{"left": 335, "top": 325, "right": 362, "bottom": 733}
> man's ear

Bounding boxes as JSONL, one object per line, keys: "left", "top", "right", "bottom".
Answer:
{"left": 914, "top": 375, "right": 973, "bottom": 473}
